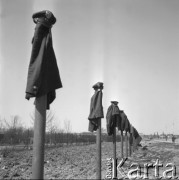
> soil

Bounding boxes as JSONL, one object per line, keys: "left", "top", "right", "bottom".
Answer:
{"left": 0, "top": 139, "right": 178, "bottom": 179}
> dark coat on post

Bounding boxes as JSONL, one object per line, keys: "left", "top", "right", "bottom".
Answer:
{"left": 119, "top": 110, "right": 130, "bottom": 132}
{"left": 88, "top": 90, "right": 104, "bottom": 132}
{"left": 25, "top": 10, "right": 62, "bottom": 109}
{"left": 106, "top": 103, "right": 121, "bottom": 136}
{"left": 129, "top": 124, "right": 134, "bottom": 145}
{"left": 131, "top": 126, "right": 142, "bottom": 149}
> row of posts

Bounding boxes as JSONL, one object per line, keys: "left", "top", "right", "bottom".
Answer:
{"left": 92, "top": 82, "right": 136, "bottom": 179}
{"left": 31, "top": 82, "right": 136, "bottom": 179}
{"left": 97, "top": 122, "right": 133, "bottom": 179}
{"left": 27, "top": 10, "right": 137, "bottom": 179}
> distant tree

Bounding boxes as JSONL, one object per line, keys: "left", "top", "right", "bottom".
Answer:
{"left": 0, "top": 117, "right": 5, "bottom": 142}
{"left": 3, "top": 115, "right": 24, "bottom": 144}
{"left": 0, "top": 116, "right": 5, "bottom": 130}
{"left": 4, "top": 115, "right": 21, "bottom": 129}
{"left": 101, "top": 127, "right": 107, "bottom": 134}
{"left": 63, "top": 119, "right": 72, "bottom": 145}
{"left": 30, "top": 110, "right": 56, "bottom": 132}
{"left": 30, "top": 110, "right": 61, "bottom": 145}
{"left": 64, "top": 119, "right": 72, "bottom": 133}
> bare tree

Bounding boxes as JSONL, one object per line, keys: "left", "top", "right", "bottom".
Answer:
{"left": 0, "top": 116, "right": 5, "bottom": 143}
{"left": 101, "top": 127, "right": 107, "bottom": 134}
{"left": 4, "top": 115, "right": 21, "bottom": 129}
{"left": 30, "top": 110, "right": 62, "bottom": 146}
{"left": 30, "top": 110, "right": 56, "bottom": 132}
{"left": 63, "top": 119, "right": 72, "bottom": 145}
{"left": 48, "top": 122, "right": 59, "bottom": 145}
{"left": 3, "top": 115, "right": 23, "bottom": 145}
{"left": 0, "top": 116, "right": 5, "bottom": 130}
{"left": 64, "top": 119, "right": 72, "bottom": 133}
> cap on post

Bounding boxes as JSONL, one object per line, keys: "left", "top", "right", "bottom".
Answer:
{"left": 32, "top": 10, "right": 56, "bottom": 27}
{"left": 92, "top": 82, "right": 103, "bottom": 90}
{"left": 111, "top": 101, "right": 118, "bottom": 105}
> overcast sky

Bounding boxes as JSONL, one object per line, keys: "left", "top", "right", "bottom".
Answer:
{"left": 0, "top": 0, "right": 179, "bottom": 134}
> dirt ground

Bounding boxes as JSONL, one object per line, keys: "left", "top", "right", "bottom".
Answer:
{"left": 0, "top": 138, "right": 178, "bottom": 179}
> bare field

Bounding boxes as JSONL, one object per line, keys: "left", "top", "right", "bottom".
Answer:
{"left": 0, "top": 140, "right": 178, "bottom": 179}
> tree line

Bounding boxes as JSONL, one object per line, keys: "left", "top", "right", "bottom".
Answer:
{"left": 0, "top": 113, "right": 123, "bottom": 147}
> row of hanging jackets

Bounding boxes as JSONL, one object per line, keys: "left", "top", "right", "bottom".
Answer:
{"left": 106, "top": 102, "right": 141, "bottom": 145}
{"left": 106, "top": 102, "right": 130, "bottom": 136}
{"left": 87, "top": 85, "right": 141, "bottom": 145}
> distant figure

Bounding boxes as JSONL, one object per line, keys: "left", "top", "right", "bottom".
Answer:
{"left": 172, "top": 135, "right": 176, "bottom": 143}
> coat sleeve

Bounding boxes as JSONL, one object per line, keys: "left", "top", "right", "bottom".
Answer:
{"left": 133, "top": 128, "right": 140, "bottom": 139}
{"left": 88, "top": 91, "right": 97, "bottom": 120}
{"left": 26, "top": 24, "right": 47, "bottom": 99}
{"left": 124, "top": 116, "right": 130, "bottom": 132}
{"left": 94, "top": 91, "right": 104, "bottom": 119}
{"left": 119, "top": 112, "right": 125, "bottom": 131}
{"left": 106, "top": 105, "right": 113, "bottom": 135}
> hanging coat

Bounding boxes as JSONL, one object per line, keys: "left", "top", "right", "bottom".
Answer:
{"left": 129, "top": 124, "right": 134, "bottom": 146}
{"left": 106, "top": 103, "right": 121, "bottom": 136}
{"left": 124, "top": 117, "right": 130, "bottom": 133}
{"left": 25, "top": 10, "right": 62, "bottom": 109}
{"left": 88, "top": 90, "right": 104, "bottom": 132}
{"left": 119, "top": 110, "right": 130, "bottom": 132}
{"left": 132, "top": 127, "right": 142, "bottom": 149}
{"left": 133, "top": 127, "right": 139, "bottom": 139}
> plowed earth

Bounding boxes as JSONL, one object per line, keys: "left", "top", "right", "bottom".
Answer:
{"left": 0, "top": 139, "right": 178, "bottom": 179}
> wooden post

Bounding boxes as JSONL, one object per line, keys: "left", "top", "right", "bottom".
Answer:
{"left": 27, "top": 128, "right": 29, "bottom": 149}
{"left": 96, "top": 118, "right": 101, "bottom": 179}
{"left": 113, "top": 127, "right": 117, "bottom": 179}
{"left": 125, "top": 131, "right": 128, "bottom": 158}
{"left": 129, "top": 135, "right": 132, "bottom": 157}
{"left": 89, "top": 82, "right": 103, "bottom": 179}
{"left": 32, "top": 95, "right": 47, "bottom": 179}
{"left": 121, "top": 131, "right": 123, "bottom": 158}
